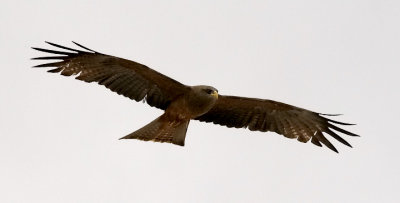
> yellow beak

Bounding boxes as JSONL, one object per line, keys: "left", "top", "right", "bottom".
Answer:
{"left": 211, "top": 90, "right": 218, "bottom": 99}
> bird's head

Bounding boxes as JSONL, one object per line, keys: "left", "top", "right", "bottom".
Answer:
{"left": 193, "top": 85, "right": 218, "bottom": 99}
{"left": 188, "top": 85, "right": 219, "bottom": 117}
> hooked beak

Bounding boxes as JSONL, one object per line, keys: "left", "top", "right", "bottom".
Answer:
{"left": 211, "top": 90, "right": 218, "bottom": 99}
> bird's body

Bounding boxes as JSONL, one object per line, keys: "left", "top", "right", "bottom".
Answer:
{"left": 32, "top": 42, "right": 359, "bottom": 152}
{"left": 121, "top": 85, "right": 218, "bottom": 145}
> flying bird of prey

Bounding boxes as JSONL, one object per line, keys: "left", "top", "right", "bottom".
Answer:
{"left": 32, "top": 42, "right": 359, "bottom": 152}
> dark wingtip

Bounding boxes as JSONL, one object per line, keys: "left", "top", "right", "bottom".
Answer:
{"left": 319, "top": 113, "right": 343, "bottom": 116}
{"left": 328, "top": 123, "right": 360, "bottom": 137}
{"left": 32, "top": 61, "right": 63, "bottom": 68}
{"left": 33, "top": 63, "right": 52, "bottom": 68}
{"left": 311, "top": 137, "right": 322, "bottom": 147}
{"left": 314, "top": 131, "right": 339, "bottom": 153}
{"left": 325, "top": 129, "right": 353, "bottom": 148}
{"left": 31, "top": 56, "right": 68, "bottom": 60}
{"left": 327, "top": 144, "right": 339, "bottom": 153}
{"left": 31, "top": 47, "right": 72, "bottom": 55}
{"left": 326, "top": 142, "right": 339, "bottom": 153}
{"left": 327, "top": 143, "right": 339, "bottom": 153}
{"left": 72, "top": 41, "right": 97, "bottom": 53}
{"left": 326, "top": 118, "right": 356, "bottom": 126}
{"left": 319, "top": 113, "right": 357, "bottom": 126}
{"left": 328, "top": 143, "right": 339, "bottom": 153}
{"left": 46, "top": 41, "right": 84, "bottom": 53}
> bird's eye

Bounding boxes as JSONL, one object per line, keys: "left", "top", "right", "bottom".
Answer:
{"left": 204, "top": 89, "right": 213, "bottom": 94}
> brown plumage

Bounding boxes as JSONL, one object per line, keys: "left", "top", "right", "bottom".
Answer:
{"left": 32, "top": 42, "right": 359, "bottom": 152}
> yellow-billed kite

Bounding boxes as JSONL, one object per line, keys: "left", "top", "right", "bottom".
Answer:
{"left": 32, "top": 42, "right": 359, "bottom": 152}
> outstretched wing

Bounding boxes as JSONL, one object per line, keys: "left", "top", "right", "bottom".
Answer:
{"left": 196, "top": 95, "right": 359, "bottom": 152}
{"left": 32, "top": 42, "right": 190, "bottom": 110}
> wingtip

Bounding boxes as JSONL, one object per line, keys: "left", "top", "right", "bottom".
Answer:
{"left": 324, "top": 116, "right": 357, "bottom": 126}
{"left": 330, "top": 146, "right": 339, "bottom": 153}
{"left": 45, "top": 41, "right": 57, "bottom": 46}
{"left": 319, "top": 113, "right": 343, "bottom": 116}
{"left": 72, "top": 41, "right": 81, "bottom": 46}
{"left": 343, "top": 141, "right": 353, "bottom": 148}
{"left": 71, "top": 41, "right": 97, "bottom": 53}
{"left": 325, "top": 142, "right": 339, "bottom": 153}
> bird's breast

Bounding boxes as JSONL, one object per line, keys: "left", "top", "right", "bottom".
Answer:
{"left": 165, "top": 94, "right": 217, "bottom": 119}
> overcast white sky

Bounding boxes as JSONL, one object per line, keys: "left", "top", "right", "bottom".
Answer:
{"left": 1, "top": 0, "right": 399, "bottom": 202}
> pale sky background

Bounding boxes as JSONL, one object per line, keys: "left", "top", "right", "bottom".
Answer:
{"left": 1, "top": 0, "right": 399, "bottom": 202}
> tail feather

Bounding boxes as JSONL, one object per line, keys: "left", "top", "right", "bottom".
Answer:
{"left": 120, "top": 115, "right": 190, "bottom": 146}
